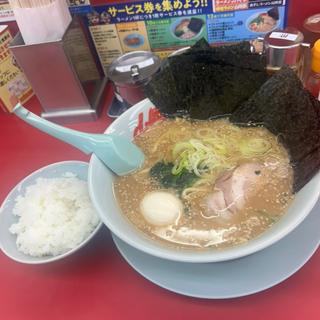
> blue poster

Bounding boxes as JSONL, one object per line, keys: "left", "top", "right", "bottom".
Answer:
{"left": 207, "top": 5, "right": 286, "bottom": 43}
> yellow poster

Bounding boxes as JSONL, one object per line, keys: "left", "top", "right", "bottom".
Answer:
{"left": 116, "top": 21, "right": 151, "bottom": 53}
{"left": 0, "top": 26, "right": 33, "bottom": 112}
{"left": 0, "top": 1, "right": 14, "bottom": 22}
{"left": 89, "top": 24, "right": 123, "bottom": 72}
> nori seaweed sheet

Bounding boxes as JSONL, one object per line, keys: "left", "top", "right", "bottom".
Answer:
{"left": 144, "top": 39, "right": 268, "bottom": 118}
{"left": 188, "top": 17, "right": 204, "bottom": 33}
{"left": 267, "top": 6, "right": 279, "bottom": 20}
{"left": 163, "top": 40, "right": 212, "bottom": 113}
{"left": 189, "top": 63, "right": 269, "bottom": 119}
{"left": 181, "top": 41, "right": 266, "bottom": 71}
{"left": 167, "top": 55, "right": 194, "bottom": 114}
{"left": 144, "top": 62, "right": 187, "bottom": 117}
{"left": 230, "top": 67, "right": 320, "bottom": 192}
{"left": 189, "top": 38, "right": 210, "bottom": 50}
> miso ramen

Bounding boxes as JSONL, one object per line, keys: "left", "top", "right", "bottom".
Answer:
{"left": 114, "top": 118, "right": 294, "bottom": 249}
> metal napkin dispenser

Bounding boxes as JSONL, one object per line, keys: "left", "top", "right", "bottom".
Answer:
{"left": 9, "top": 17, "right": 107, "bottom": 123}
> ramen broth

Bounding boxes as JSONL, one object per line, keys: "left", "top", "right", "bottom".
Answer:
{"left": 113, "top": 118, "right": 294, "bottom": 249}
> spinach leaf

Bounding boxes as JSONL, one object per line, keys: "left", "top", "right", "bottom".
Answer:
{"left": 149, "top": 161, "right": 198, "bottom": 192}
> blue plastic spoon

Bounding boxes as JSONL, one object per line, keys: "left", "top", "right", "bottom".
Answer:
{"left": 13, "top": 103, "right": 144, "bottom": 176}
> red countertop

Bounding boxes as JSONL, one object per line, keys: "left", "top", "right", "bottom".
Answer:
{"left": 1, "top": 1, "right": 320, "bottom": 319}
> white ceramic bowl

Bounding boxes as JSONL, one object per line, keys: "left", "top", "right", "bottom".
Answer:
{"left": 0, "top": 161, "right": 102, "bottom": 264}
{"left": 89, "top": 99, "right": 320, "bottom": 263}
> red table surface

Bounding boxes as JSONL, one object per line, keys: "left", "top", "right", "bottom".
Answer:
{"left": 1, "top": 2, "right": 320, "bottom": 319}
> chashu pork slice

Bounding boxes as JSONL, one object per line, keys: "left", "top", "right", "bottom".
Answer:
{"left": 205, "top": 162, "right": 265, "bottom": 217}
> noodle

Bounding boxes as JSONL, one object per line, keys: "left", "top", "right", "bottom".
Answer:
{"left": 114, "top": 118, "right": 294, "bottom": 250}
{"left": 182, "top": 186, "right": 208, "bottom": 199}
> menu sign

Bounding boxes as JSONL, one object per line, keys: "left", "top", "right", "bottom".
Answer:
{"left": 77, "top": 0, "right": 288, "bottom": 72}
{"left": 117, "top": 21, "right": 151, "bottom": 52}
{"left": 68, "top": 0, "right": 91, "bottom": 14}
{"left": 89, "top": 23, "right": 123, "bottom": 68}
{"left": 146, "top": 15, "right": 207, "bottom": 49}
{"left": 0, "top": 0, "right": 14, "bottom": 22}
{"left": 0, "top": 25, "right": 33, "bottom": 112}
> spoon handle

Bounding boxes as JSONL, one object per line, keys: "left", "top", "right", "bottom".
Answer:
{"left": 13, "top": 103, "right": 105, "bottom": 155}
{"left": 13, "top": 103, "right": 145, "bottom": 176}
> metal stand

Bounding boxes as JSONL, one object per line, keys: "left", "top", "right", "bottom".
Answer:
{"left": 9, "top": 17, "right": 106, "bottom": 123}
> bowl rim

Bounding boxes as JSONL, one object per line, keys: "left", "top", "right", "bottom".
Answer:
{"left": 0, "top": 160, "right": 103, "bottom": 265}
{"left": 88, "top": 99, "right": 320, "bottom": 263}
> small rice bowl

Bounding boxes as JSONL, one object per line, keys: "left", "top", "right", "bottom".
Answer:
{"left": 9, "top": 174, "right": 100, "bottom": 257}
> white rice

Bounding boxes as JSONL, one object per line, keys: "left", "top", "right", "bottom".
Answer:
{"left": 9, "top": 174, "right": 100, "bottom": 257}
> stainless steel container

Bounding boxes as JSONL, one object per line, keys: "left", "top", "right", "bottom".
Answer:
{"left": 9, "top": 17, "right": 107, "bottom": 123}
{"left": 108, "top": 51, "right": 161, "bottom": 117}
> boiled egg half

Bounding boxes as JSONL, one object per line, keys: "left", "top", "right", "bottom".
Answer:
{"left": 140, "top": 191, "right": 183, "bottom": 226}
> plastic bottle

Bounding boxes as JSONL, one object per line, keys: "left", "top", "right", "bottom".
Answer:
{"left": 305, "top": 39, "right": 320, "bottom": 100}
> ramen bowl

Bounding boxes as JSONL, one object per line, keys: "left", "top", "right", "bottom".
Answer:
{"left": 88, "top": 99, "right": 320, "bottom": 263}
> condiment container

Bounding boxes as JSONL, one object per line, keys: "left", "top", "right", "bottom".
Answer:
{"left": 108, "top": 51, "right": 161, "bottom": 117}
{"left": 304, "top": 39, "right": 320, "bottom": 100}
{"left": 264, "top": 27, "right": 310, "bottom": 79}
{"left": 303, "top": 14, "right": 320, "bottom": 47}
{"left": 262, "top": 27, "right": 310, "bottom": 80}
